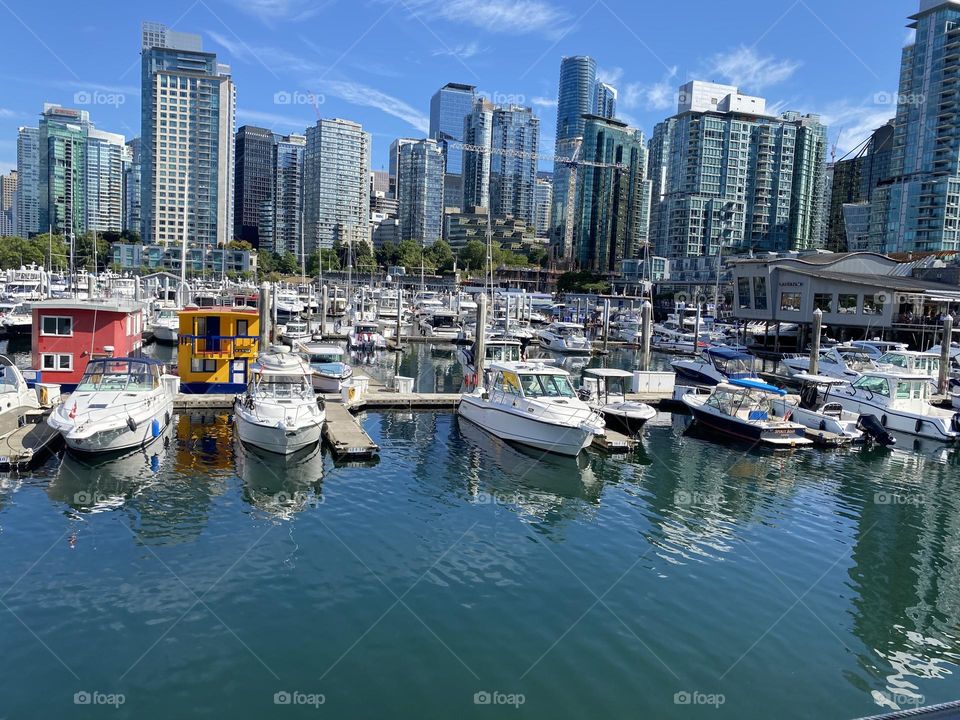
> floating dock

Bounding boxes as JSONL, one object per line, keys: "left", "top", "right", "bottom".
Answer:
{"left": 322, "top": 401, "right": 380, "bottom": 459}
{"left": 0, "top": 410, "right": 62, "bottom": 470}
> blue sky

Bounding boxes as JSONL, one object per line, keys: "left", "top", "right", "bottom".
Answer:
{"left": 0, "top": 0, "right": 918, "bottom": 175}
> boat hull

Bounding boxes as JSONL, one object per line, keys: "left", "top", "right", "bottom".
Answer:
{"left": 685, "top": 402, "right": 810, "bottom": 447}
{"left": 600, "top": 404, "right": 656, "bottom": 436}
{"left": 828, "top": 392, "right": 959, "bottom": 441}
{"left": 152, "top": 324, "right": 178, "bottom": 344}
{"left": 56, "top": 400, "right": 174, "bottom": 454}
{"left": 235, "top": 413, "right": 323, "bottom": 455}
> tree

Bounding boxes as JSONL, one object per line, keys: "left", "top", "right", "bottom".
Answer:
{"left": 557, "top": 270, "right": 609, "bottom": 293}
{"left": 527, "top": 245, "right": 549, "bottom": 268}
{"left": 0, "top": 236, "right": 45, "bottom": 269}
{"left": 397, "top": 240, "right": 423, "bottom": 270}
{"left": 425, "top": 239, "right": 454, "bottom": 273}
{"left": 375, "top": 241, "right": 399, "bottom": 268}
{"left": 228, "top": 239, "right": 253, "bottom": 251}
{"left": 277, "top": 251, "right": 299, "bottom": 275}
{"left": 74, "top": 232, "right": 110, "bottom": 272}
{"left": 458, "top": 240, "right": 487, "bottom": 273}
{"left": 307, "top": 249, "right": 341, "bottom": 276}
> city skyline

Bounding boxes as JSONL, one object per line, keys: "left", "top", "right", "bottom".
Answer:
{"left": 0, "top": 1, "right": 914, "bottom": 176}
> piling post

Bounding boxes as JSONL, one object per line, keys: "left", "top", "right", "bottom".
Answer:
{"left": 693, "top": 305, "right": 701, "bottom": 355}
{"left": 641, "top": 300, "right": 652, "bottom": 371}
{"left": 602, "top": 299, "right": 610, "bottom": 354}
{"left": 259, "top": 282, "right": 271, "bottom": 353}
{"left": 271, "top": 282, "right": 279, "bottom": 344}
{"left": 320, "top": 285, "right": 328, "bottom": 339}
{"left": 475, "top": 294, "right": 488, "bottom": 383}
{"left": 395, "top": 288, "right": 404, "bottom": 350}
{"left": 810, "top": 308, "right": 822, "bottom": 376}
{"left": 939, "top": 315, "right": 953, "bottom": 394}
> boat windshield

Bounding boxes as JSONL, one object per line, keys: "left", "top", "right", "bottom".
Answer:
{"left": 309, "top": 353, "right": 341, "bottom": 365}
{"left": 486, "top": 344, "right": 520, "bottom": 361}
{"left": 0, "top": 363, "right": 21, "bottom": 391}
{"left": 253, "top": 373, "right": 312, "bottom": 399}
{"left": 76, "top": 360, "right": 159, "bottom": 392}
{"left": 518, "top": 373, "right": 576, "bottom": 398}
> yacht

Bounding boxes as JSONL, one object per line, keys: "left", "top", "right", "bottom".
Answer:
{"left": 0, "top": 302, "right": 32, "bottom": 336}
{"left": 2, "top": 265, "right": 46, "bottom": 302}
{"left": 651, "top": 332, "right": 705, "bottom": 355}
{"left": 457, "top": 361, "right": 605, "bottom": 456}
{"left": 418, "top": 308, "right": 462, "bottom": 340}
{"left": 150, "top": 305, "right": 180, "bottom": 344}
{"left": 329, "top": 287, "right": 348, "bottom": 316}
{"left": 846, "top": 340, "right": 909, "bottom": 360}
{"left": 457, "top": 338, "right": 523, "bottom": 390}
{"left": 671, "top": 346, "right": 759, "bottom": 386}
{"left": 538, "top": 322, "right": 592, "bottom": 355}
{"left": 347, "top": 320, "right": 387, "bottom": 350}
{"left": 874, "top": 350, "right": 941, "bottom": 379}
{"left": 0, "top": 355, "right": 40, "bottom": 417}
{"left": 579, "top": 368, "right": 656, "bottom": 436}
{"left": 234, "top": 347, "right": 325, "bottom": 454}
{"left": 48, "top": 358, "right": 176, "bottom": 454}
{"left": 682, "top": 378, "right": 813, "bottom": 447}
{"left": 825, "top": 371, "right": 960, "bottom": 442}
{"left": 274, "top": 287, "right": 305, "bottom": 318}
{"left": 781, "top": 345, "right": 878, "bottom": 380}
{"left": 297, "top": 342, "right": 353, "bottom": 393}
{"left": 281, "top": 316, "right": 311, "bottom": 346}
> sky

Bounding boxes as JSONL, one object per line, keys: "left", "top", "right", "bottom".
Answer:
{"left": 0, "top": 0, "right": 920, "bottom": 176}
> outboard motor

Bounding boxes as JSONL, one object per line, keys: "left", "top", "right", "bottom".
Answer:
{"left": 857, "top": 414, "right": 896, "bottom": 447}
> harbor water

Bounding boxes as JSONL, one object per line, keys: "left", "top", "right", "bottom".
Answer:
{"left": 2, "top": 341, "right": 960, "bottom": 718}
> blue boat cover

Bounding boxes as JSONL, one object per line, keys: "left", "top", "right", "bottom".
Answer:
{"left": 730, "top": 378, "right": 787, "bottom": 396}
{"left": 706, "top": 347, "right": 755, "bottom": 361}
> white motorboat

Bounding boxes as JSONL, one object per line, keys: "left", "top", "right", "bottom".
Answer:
{"left": 347, "top": 320, "right": 387, "bottom": 350}
{"left": 297, "top": 342, "right": 353, "bottom": 393}
{"left": 457, "top": 338, "right": 523, "bottom": 390}
{"left": 825, "top": 371, "right": 960, "bottom": 442}
{"left": 846, "top": 340, "right": 909, "bottom": 360}
{"left": 328, "top": 287, "right": 348, "bottom": 316}
{"left": 671, "top": 346, "right": 759, "bottom": 386}
{"left": 281, "top": 316, "right": 312, "bottom": 345}
{"left": 0, "top": 302, "right": 32, "bottom": 336}
{"left": 874, "top": 350, "right": 941, "bottom": 379}
{"left": 419, "top": 309, "right": 462, "bottom": 340}
{"left": 457, "top": 361, "right": 605, "bottom": 456}
{"left": 234, "top": 347, "right": 325, "bottom": 455}
{"left": 274, "top": 288, "right": 305, "bottom": 318}
{"left": 579, "top": 368, "right": 656, "bottom": 436}
{"left": 682, "top": 378, "right": 813, "bottom": 447}
{"left": 651, "top": 331, "right": 705, "bottom": 355}
{"left": 781, "top": 345, "right": 878, "bottom": 381}
{"left": 538, "top": 322, "right": 592, "bottom": 355}
{"left": 48, "top": 358, "right": 176, "bottom": 454}
{"left": 0, "top": 355, "right": 40, "bottom": 416}
{"left": 150, "top": 305, "right": 180, "bottom": 344}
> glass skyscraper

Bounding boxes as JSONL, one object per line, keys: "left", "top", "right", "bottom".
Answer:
{"left": 273, "top": 134, "right": 306, "bottom": 258}
{"left": 16, "top": 127, "right": 39, "bottom": 237}
{"left": 38, "top": 105, "right": 90, "bottom": 239}
{"left": 124, "top": 138, "right": 142, "bottom": 236}
{"left": 869, "top": 0, "right": 960, "bottom": 252}
{"left": 462, "top": 99, "right": 493, "bottom": 210}
{"left": 85, "top": 127, "right": 126, "bottom": 234}
{"left": 234, "top": 125, "right": 275, "bottom": 247}
{"left": 534, "top": 177, "right": 552, "bottom": 238}
{"left": 429, "top": 83, "right": 476, "bottom": 211}
{"left": 0, "top": 171, "right": 15, "bottom": 237}
{"left": 141, "top": 22, "right": 236, "bottom": 250}
{"left": 489, "top": 105, "right": 539, "bottom": 226}
{"left": 594, "top": 82, "right": 617, "bottom": 119}
{"left": 397, "top": 139, "right": 444, "bottom": 243}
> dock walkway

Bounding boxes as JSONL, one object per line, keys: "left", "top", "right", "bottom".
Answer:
{"left": 0, "top": 410, "right": 61, "bottom": 470}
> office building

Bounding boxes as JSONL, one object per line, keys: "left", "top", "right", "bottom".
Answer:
{"left": 38, "top": 105, "right": 90, "bottom": 239}
{"left": 429, "top": 83, "right": 476, "bottom": 211}
{"left": 304, "top": 118, "right": 371, "bottom": 254}
{"left": 371, "top": 170, "right": 390, "bottom": 196}
{"left": 397, "top": 139, "right": 444, "bottom": 243}
{"left": 16, "top": 127, "right": 39, "bottom": 237}
{"left": 0, "top": 171, "right": 16, "bottom": 236}
{"left": 444, "top": 206, "right": 536, "bottom": 251}
{"left": 141, "top": 22, "right": 236, "bottom": 249}
{"left": 234, "top": 125, "right": 275, "bottom": 247}
{"left": 124, "top": 138, "right": 142, "bottom": 235}
{"left": 534, "top": 177, "right": 552, "bottom": 238}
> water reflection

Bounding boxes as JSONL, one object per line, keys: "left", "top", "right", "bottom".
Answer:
{"left": 235, "top": 440, "right": 326, "bottom": 520}
{"left": 174, "top": 412, "right": 236, "bottom": 474}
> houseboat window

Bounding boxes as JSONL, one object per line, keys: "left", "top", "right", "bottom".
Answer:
{"left": 753, "top": 277, "right": 767, "bottom": 310}
{"left": 41, "top": 353, "right": 72, "bottom": 371}
{"left": 853, "top": 376, "right": 889, "bottom": 396}
{"left": 190, "top": 358, "right": 218, "bottom": 373}
{"left": 862, "top": 295, "right": 883, "bottom": 316}
{"left": 237, "top": 319, "right": 249, "bottom": 336}
{"left": 41, "top": 316, "right": 73, "bottom": 336}
{"left": 779, "top": 292, "right": 801, "bottom": 312}
{"left": 813, "top": 293, "right": 834, "bottom": 313}
{"left": 737, "top": 279, "right": 750, "bottom": 309}
{"left": 838, "top": 294, "right": 858, "bottom": 314}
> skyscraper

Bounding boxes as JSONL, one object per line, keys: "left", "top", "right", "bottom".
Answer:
{"left": 38, "top": 104, "right": 91, "bottom": 239}
{"left": 124, "top": 138, "right": 142, "bottom": 236}
{"left": 462, "top": 99, "right": 494, "bottom": 210}
{"left": 85, "top": 127, "right": 126, "bottom": 234}
{"left": 534, "top": 176, "right": 552, "bottom": 238}
{"left": 388, "top": 138, "right": 417, "bottom": 197}
{"left": 552, "top": 55, "right": 597, "bottom": 256}
{"left": 273, "top": 133, "right": 306, "bottom": 257}
{"left": 141, "top": 22, "right": 236, "bottom": 249}
{"left": 594, "top": 82, "right": 617, "bottom": 119}
{"left": 15, "top": 127, "right": 39, "bottom": 237}
{"left": 574, "top": 116, "right": 650, "bottom": 271}
{"left": 397, "top": 139, "right": 444, "bottom": 244}
{"left": 429, "top": 83, "right": 476, "bottom": 212}
{"left": 234, "top": 125, "right": 275, "bottom": 247}
{"left": 0, "top": 171, "right": 16, "bottom": 236}
{"left": 869, "top": 0, "right": 960, "bottom": 252}
{"left": 304, "top": 118, "right": 371, "bottom": 254}
{"left": 489, "top": 105, "right": 539, "bottom": 226}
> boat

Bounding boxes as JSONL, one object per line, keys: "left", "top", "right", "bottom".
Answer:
{"left": 0, "top": 355, "right": 40, "bottom": 416}
{"left": 347, "top": 320, "right": 387, "bottom": 350}
{"left": 781, "top": 345, "right": 878, "bottom": 381}
{"left": 328, "top": 286, "right": 348, "bottom": 316}
{"left": 457, "top": 337, "right": 523, "bottom": 390}
{"left": 177, "top": 304, "right": 261, "bottom": 394}
{"left": 537, "top": 322, "right": 592, "bottom": 355}
{"left": 234, "top": 347, "right": 325, "bottom": 455}
{"left": 418, "top": 308, "right": 462, "bottom": 340}
{"left": 681, "top": 378, "right": 813, "bottom": 447}
{"left": 651, "top": 331, "right": 706, "bottom": 355}
{"left": 297, "top": 342, "right": 353, "bottom": 393}
{"left": 0, "top": 302, "right": 32, "bottom": 336}
{"left": 671, "top": 346, "right": 759, "bottom": 386}
{"left": 150, "top": 305, "right": 180, "bottom": 344}
{"left": 280, "top": 316, "right": 311, "bottom": 346}
{"left": 48, "top": 357, "right": 177, "bottom": 454}
{"left": 457, "top": 360, "right": 605, "bottom": 456}
{"left": 874, "top": 350, "right": 941, "bottom": 379}
{"left": 825, "top": 371, "right": 960, "bottom": 442}
{"left": 579, "top": 368, "right": 656, "bottom": 436}
{"left": 846, "top": 340, "right": 909, "bottom": 360}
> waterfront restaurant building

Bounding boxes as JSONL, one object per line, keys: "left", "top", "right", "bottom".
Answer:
{"left": 729, "top": 252, "right": 960, "bottom": 345}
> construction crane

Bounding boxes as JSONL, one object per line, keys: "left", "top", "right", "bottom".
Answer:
{"left": 449, "top": 141, "right": 624, "bottom": 265}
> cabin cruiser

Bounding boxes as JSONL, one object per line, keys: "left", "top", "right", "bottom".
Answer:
{"left": 150, "top": 305, "right": 180, "bottom": 344}
{"left": 48, "top": 358, "right": 176, "bottom": 454}
{"left": 767, "top": 374, "right": 894, "bottom": 446}
{"left": 0, "top": 355, "right": 40, "bottom": 417}
{"left": 234, "top": 347, "right": 325, "bottom": 455}
{"left": 457, "top": 361, "right": 605, "bottom": 456}
{"left": 281, "top": 316, "right": 311, "bottom": 345}
{"left": 419, "top": 308, "right": 462, "bottom": 340}
{"left": 874, "top": 350, "right": 941, "bottom": 380}
{"left": 347, "top": 320, "right": 387, "bottom": 350}
{"left": 538, "top": 322, "right": 592, "bottom": 355}
{"left": 825, "top": 371, "right": 960, "bottom": 442}
{"left": 651, "top": 332, "right": 705, "bottom": 355}
{"left": 671, "top": 346, "right": 759, "bottom": 386}
{"left": 781, "top": 345, "right": 878, "bottom": 381}
{"left": 297, "top": 342, "right": 353, "bottom": 393}
{"left": 0, "top": 302, "right": 32, "bottom": 336}
{"left": 846, "top": 340, "right": 909, "bottom": 360}
{"left": 457, "top": 338, "right": 523, "bottom": 390}
{"left": 2, "top": 265, "right": 46, "bottom": 302}
{"left": 274, "top": 287, "right": 305, "bottom": 318}
{"left": 579, "top": 368, "right": 656, "bottom": 436}
{"left": 682, "top": 378, "right": 813, "bottom": 447}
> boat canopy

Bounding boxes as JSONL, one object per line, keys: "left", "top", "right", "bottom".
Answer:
{"left": 791, "top": 373, "right": 848, "bottom": 386}
{"left": 706, "top": 347, "right": 754, "bottom": 361}
{"left": 584, "top": 368, "right": 633, "bottom": 378}
{"left": 729, "top": 378, "right": 787, "bottom": 396}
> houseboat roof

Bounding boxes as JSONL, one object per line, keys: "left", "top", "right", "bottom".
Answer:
{"left": 179, "top": 305, "right": 259, "bottom": 315}
{"left": 32, "top": 298, "right": 141, "bottom": 314}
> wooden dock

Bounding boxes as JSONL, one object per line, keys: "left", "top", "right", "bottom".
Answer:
{"left": 322, "top": 401, "right": 380, "bottom": 459}
{"left": 591, "top": 428, "right": 638, "bottom": 453}
{"left": 0, "top": 410, "right": 62, "bottom": 470}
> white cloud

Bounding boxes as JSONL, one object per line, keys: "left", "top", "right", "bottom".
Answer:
{"left": 237, "top": 109, "right": 313, "bottom": 129}
{"left": 223, "top": 0, "right": 328, "bottom": 24}
{"left": 596, "top": 67, "right": 624, "bottom": 86}
{"left": 314, "top": 79, "right": 429, "bottom": 133}
{"left": 531, "top": 96, "right": 558, "bottom": 109}
{"left": 0, "top": 109, "right": 16, "bottom": 119}
{"left": 620, "top": 66, "right": 678, "bottom": 112}
{"left": 816, "top": 96, "right": 897, "bottom": 157}
{"left": 707, "top": 46, "right": 800, "bottom": 92}
{"left": 398, "top": 0, "right": 571, "bottom": 39}
{"left": 432, "top": 42, "right": 487, "bottom": 60}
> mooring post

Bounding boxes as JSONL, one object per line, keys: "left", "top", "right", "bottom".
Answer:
{"left": 602, "top": 299, "right": 610, "bottom": 354}
{"left": 259, "top": 282, "right": 271, "bottom": 352}
{"left": 810, "top": 308, "right": 822, "bottom": 376}
{"left": 641, "top": 300, "right": 652, "bottom": 371}
{"left": 395, "top": 288, "right": 404, "bottom": 350}
{"left": 939, "top": 315, "right": 953, "bottom": 395}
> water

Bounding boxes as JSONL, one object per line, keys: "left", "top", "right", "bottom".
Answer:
{"left": 3, "top": 341, "right": 960, "bottom": 718}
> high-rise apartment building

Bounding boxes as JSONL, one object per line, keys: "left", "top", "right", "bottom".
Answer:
{"left": 574, "top": 116, "right": 650, "bottom": 271}
{"left": 594, "top": 82, "right": 617, "bottom": 119}
{"left": 234, "top": 125, "right": 275, "bottom": 247}
{"left": 304, "top": 118, "right": 371, "bottom": 254}
{"left": 0, "top": 171, "right": 16, "bottom": 236}
{"left": 649, "top": 81, "right": 828, "bottom": 269}
{"left": 869, "top": 0, "right": 960, "bottom": 252}
{"left": 429, "top": 83, "right": 476, "bottom": 212}
{"left": 38, "top": 105, "right": 90, "bottom": 239}
{"left": 462, "top": 99, "right": 493, "bottom": 211}
{"left": 273, "top": 133, "right": 306, "bottom": 257}
{"left": 15, "top": 127, "right": 39, "bottom": 237}
{"left": 534, "top": 176, "right": 552, "bottom": 238}
{"left": 552, "top": 55, "right": 597, "bottom": 256}
{"left": 141, "top": 22, "right": 236, "bottom": 249}
{"left": 397, "top": 139, "right": 444, "bottom": 243}
{"left": 85, "top": 127, "right": 126, "bottom": 234}
{"left": 489, "top": 105, "right": 539, "bottom": 227}
{"left": 124, "top": 138, "right": 142, "bottom": 236}
{"left": 388, "top": 138, "right": 417, "bottom": 198}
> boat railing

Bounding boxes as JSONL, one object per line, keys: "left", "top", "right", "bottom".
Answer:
{"left": 180, "top": 335, "right": 260, "bottom": 357}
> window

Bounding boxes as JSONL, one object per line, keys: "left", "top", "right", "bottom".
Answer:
{"left": 813, "top": 293, "right": 834, "bottom": 313}
{"left": 190, "top": 358, "right": 217, "bottom": 373}
{"left": 780, "top": 292, "right": 802, "bottom": 312}
{"left": 853, "top": 375, "right": 889, "bottom": 396}
{"left": 753, "top": 277, "right": 767, "bottom": 310}
{"left": 738, "top": 278, "right": 751, "bottom": 309}
{"left": 41, "top": 316, "right": 72, "bottom": 336}
{"left": 838, "top": 294, "right": 858, "bottom": 314}
{"left": 41, "top": 353, "right": 72, "bottom": 371}
{"left": 237, "top": 319, "right": 249, "bottom": 336}
{"left": 862, "top": 295, "right": 883, "bottom": 315}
